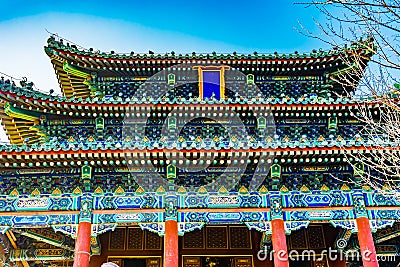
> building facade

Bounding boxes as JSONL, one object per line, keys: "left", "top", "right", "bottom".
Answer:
{"left": 0, "top": 36, "right": 399, "bottom": 267}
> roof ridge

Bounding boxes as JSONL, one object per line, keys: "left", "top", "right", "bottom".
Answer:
{"left": 45, "top": 35, "right": 375, "bottom": 60}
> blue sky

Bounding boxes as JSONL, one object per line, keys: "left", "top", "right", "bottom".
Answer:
{"left": 0, "top": 0, "right": 328, "bottom": 142}
{"left": 1, "top": 0, "right": 325, "bottom": 52}
{"left": 0, "top": 1, "right": 328, "bottom": 90}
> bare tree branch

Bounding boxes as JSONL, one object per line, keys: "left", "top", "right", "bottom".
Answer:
{"left": 297, "top": 0, "right": 400, "bottom": 196}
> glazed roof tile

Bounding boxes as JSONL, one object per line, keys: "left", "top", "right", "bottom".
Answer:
{"left": 0, "top": 137, "right": 395, "bottom": 153}
{"left": 45, "top": 36, "right": 375, "bottom": 61}
{"left": 44, "top": 35, "right": 375, "bottom": 98}
{"left": 0, "top": 81, "right": 385, "bottom": 107}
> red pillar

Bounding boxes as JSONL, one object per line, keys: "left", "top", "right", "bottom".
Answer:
{"left": 356, "top": 217, "right": 378, "bottom": 267}
{"left": 73, "top": 222, "right": 92, "bottom": 267}
{"left": 271, "top": 219, "right": 288, "bottom": 267}
{"left": 164, "top": 220, "right": 178, "bottom": 267}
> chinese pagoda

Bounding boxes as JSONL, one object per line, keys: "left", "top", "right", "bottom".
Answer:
{"left": 0, "top": 35, "right": 399, "bottom": 267}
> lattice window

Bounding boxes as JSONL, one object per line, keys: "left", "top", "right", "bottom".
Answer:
{"left": 183, "top": 229, "right": 204, "bottom": 249}
{"left": 289, "top": 228, "right": 307, "bottom": 249}
{"left": 229, "top": 226, "right": 251, "bottom": 249}
{"left": 127, "top": 227, "right": 143, "bottom": 250}
{"left": 206, "top": 226, "right": 228, "bottom": 249}
{"left": 145, "top": 230, "right": 161, "bottom": 250}
{"left": 109, "top": 228, "right": 126, "bottom": 250}
{"left": 307, "top": 225, "right": 326, "bottom": 249}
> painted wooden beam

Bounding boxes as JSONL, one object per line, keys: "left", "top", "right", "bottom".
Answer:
{"left": 13, "top": 229, "right": 74, "bottom": 251}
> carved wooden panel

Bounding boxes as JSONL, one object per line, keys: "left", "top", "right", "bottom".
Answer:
{"left": 374, "top": 222, "right": 400, "bottom": 242}
{"left": 29, "top": 228, "right": 66, "bottom": 243}
{"left": 290, "top": 228, "right": 308, "bottom": 249}
{"left": 107, "top": 258, "right": 161, "bottom": 267}
{"left": 109, "top": 259, "right": 123, "bottom": 267}
{"left": 183, "top": 229, "right": 204, "bottom": 249}
{"left": 127, "top": 227, "right": 143, "bottom": 250}
{"left": 313, "top": 254, "right": 329, "bottom": 267}
{"left": 146, "top": 258, "right": 161, "bottom": 267}
{"left": 145, "top": 230, "right": 161, "bottom": 250}
{"left": 233, "top": 257, "right": 252, "bottom": 267}
{"left": 48, "top": 260, "right": 74, "bottom": 267}
{"left": 307, "top": 225, "right": 325, "bottom": 249}
{"left": 206, "top": 226, "right": 228, "bottom": 249}
{"left": 109, "top": 228, "right": 126, "bottom": 250}
{"left": 183, "top": 256, "right": 201, "bottom": 267}
{"left": 229, "top": 226, "right": 251, "bottom": 249}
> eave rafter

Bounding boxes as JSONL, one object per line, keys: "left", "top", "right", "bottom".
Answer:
{"left": 42, "top": 35, "right": 374, "bottom": 103}
{"left": 5, "top": 231, "right": 29, "bottom": 267}
{"left": 48, "top": 53, "right": 90, "bottom": 99}
{"left": 0, "top": 146, "right": 388, "bottom": 170}
{"left": 49, "top": 46, "right": 371, "bottom": 73}
{"left": 0, "top": 81, "right": 388, "bottom": 116}
{"left": 0, "top": 102, "right": 44, "bottom": 146}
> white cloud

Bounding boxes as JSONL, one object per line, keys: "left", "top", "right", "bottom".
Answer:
{"left": 0, "top": 13, "right": 248, "bottom": 143}
{"left": 0, "top": 12, "right": 248, "bottom": 92}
